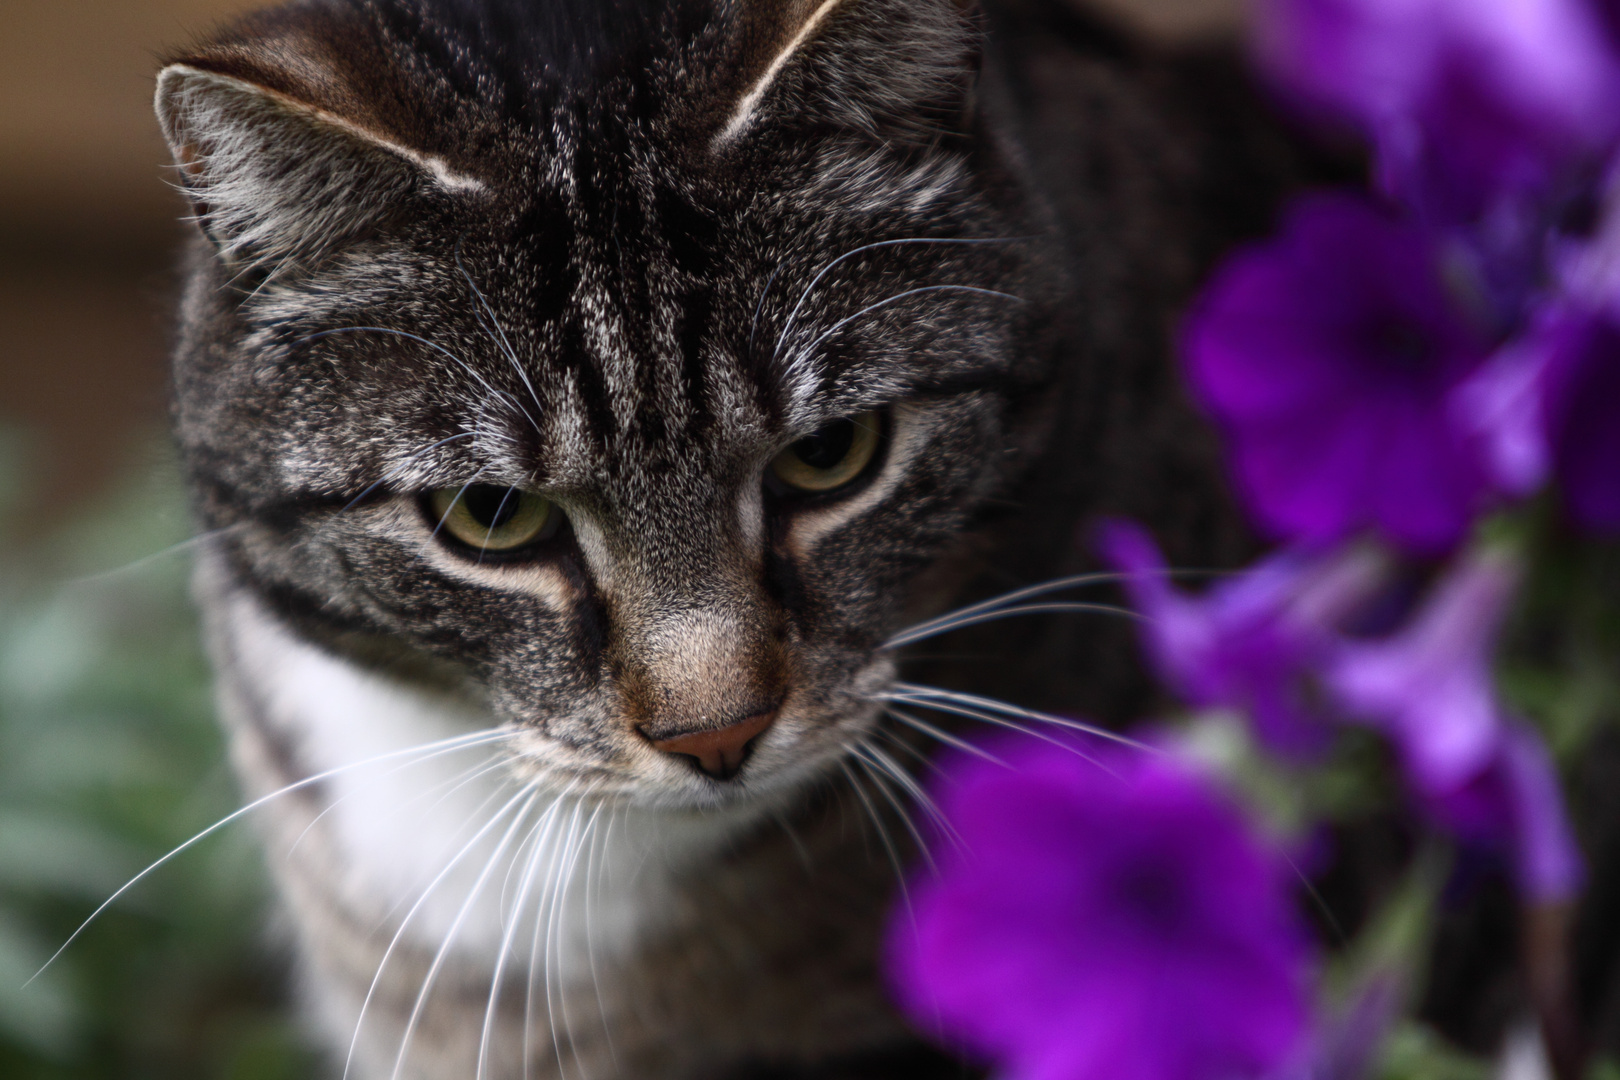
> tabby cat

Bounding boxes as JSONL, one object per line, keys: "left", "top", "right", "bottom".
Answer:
{"left": 157, "top": 0, "right": 1307, "bottom": 1076}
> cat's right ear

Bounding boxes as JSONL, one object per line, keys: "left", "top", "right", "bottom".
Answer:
{"left": 155, "top": 62, "right": 484, "bottom": 276}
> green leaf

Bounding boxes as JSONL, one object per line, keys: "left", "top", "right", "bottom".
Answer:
{"left": 1379, "top": 1022, "right": 1492, "bottom": 1080}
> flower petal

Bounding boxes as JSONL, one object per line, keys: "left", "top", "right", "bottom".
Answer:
{"left": 1327, "top": 548, "right": 1518, "bottom": 792}
{"left": 1184, "top": 194, "right": 1493, "bottom": 551}
{"left": 886, "top": 736, "right": 1316, "bottom": 1080}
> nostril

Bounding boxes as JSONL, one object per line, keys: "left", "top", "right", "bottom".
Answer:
{"left": 643, "top": 709, "right": 777, "bottom": 780}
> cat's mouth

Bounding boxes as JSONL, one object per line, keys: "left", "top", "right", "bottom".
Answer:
{"left": 499, "top": 672, "right": 890, "bottom": 811}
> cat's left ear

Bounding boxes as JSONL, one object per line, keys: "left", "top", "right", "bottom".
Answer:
{"left": 713, "top": 0, "right": 982, "bottom": 149}
{"left": 156, "top": 35, "right": 483, "bottom": 275}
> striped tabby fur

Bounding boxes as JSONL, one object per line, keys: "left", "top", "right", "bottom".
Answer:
{"left": 158, "top": 0, "right": 1310, "bottom": 1076}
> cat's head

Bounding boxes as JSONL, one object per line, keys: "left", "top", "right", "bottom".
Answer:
{"left": 161, "top": 0, "right": 1065, "bottom": 809}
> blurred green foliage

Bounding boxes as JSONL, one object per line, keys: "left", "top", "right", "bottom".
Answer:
{"left": 0, "top": 432, "right": 316, "bottom": 1079}
{"left": 1500, "top": 517, "right": 1620, "bottom": 765}
{"left": 1379, "top": 1023, "right": 1491, "bottom": 1080}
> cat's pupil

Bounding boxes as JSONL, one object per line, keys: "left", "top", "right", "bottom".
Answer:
{"left": 462, "top": 485, "right": 521, "bottom": 529}
{"left": 792, "top": 421, "right": 857, "bottom": 471}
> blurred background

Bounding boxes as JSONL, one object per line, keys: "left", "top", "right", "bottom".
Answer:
{"left": 0, "top": 0, "right": 1240, "bottom": 1077}
{"left": 0, "top": 6, "right": 327, "bottom": 1077}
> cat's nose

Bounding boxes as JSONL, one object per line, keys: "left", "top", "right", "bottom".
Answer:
{"left": 643, "top": 708, "right": 777, "bottom": 780}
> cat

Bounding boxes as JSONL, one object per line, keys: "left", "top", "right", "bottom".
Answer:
{"left": 156, "top": 0, "right": 1312, "bottom": 1076}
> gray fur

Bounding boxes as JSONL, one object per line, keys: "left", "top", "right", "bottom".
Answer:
{"left": 159, "top": 0, "right": 1313, "bottom": 1076}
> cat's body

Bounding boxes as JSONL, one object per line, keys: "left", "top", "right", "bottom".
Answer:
{"left": 159, "top": 1, "right": 1310, "bottom": 1076}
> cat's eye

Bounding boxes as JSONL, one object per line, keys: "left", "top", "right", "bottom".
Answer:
{"left": 427, "top": 484, "right": 559, "bottom": 553}
{"left": 769, "top": 411, "right": 883, "bottom": 494}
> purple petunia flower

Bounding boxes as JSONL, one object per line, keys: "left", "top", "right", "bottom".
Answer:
{"left": 1098, "top": 520, "right": 1383, "bottom": 755}
{"left": 1326, "top": 548, "right": 1518, "bottom": 792}
{"left": 1398, "top": 718, "right": 1584, "bottom": 900}
{"left": 1494, "top": 720, "right": 1586, "bottom": 900}
{"left": 1536, "top": 310, "right": 1620, "bottom": 532}
{"left": 1183, "top": 194, "right": 1496, "bottom": 553}
{"left": 1325, "top": 548, "right": 1582, "bottom": 899}
{"left": 1450, "top": 304, "right": 1620, "bottom": 533}
{"left": 1448, "top": 331, "right": 1555, "bottom": 499}
{"left": 887, "top": 735, "right": 1315, "bottom": 1080}
{"left": 1253, "top": 0, "right": 1620, "bottom": 223}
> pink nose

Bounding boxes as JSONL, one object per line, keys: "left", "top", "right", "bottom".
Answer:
{"left": 645, "top": 710, "right": 776, "bottom": 779}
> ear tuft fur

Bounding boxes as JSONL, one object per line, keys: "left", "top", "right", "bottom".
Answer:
{"left": 714, "top": 0, "right": 978, "bottom": 150}
{"left": 156, "top": 63, "right": 481, "bottom": 277}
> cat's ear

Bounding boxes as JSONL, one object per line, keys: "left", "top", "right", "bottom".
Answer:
{"left": 156, "top": 57, "right": 483, "bottom": 275}
{"left": 714, "top": 0, "right": 980, "bottom": 149}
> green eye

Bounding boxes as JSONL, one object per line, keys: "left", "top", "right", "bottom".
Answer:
{"left": 427, "top": 484, "right": 557, "bottom": 552}
{"left": 769, "top": 411, "right": 883, "bottom": 494}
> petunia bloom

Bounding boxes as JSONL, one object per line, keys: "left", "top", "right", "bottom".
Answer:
{"left": 1447, "top": 301, "right": 1620, "bottom": 535}
{"left": 1183, "top": 193, "right": 1495, "bottom": 553}
{"left": 1535, "top": 310, "right": 1620, "bottom": 533}
{"left": 1449, "top": 302, "right": 1620, "bottom": 534}
{"left": 1325, "top": 548, "right": 1582, "bottom": 899}
{"left": 1326, "top": 548, "right": 1518, "bottom": 792}
{"left": 1447, "top": 330, "right": 1555, "bottom": 499}
{"left": 1098, "top": 520, "right": 1383, "bottom": 755}
{"left": 1494, "top": 720, "right": 1586, "bottom": 900}
{"left": 1253, "top": 0, "right": 1620, "bottom": 223}
{"left": 887, "top": 735, "right": 1316, "bottom": 1080}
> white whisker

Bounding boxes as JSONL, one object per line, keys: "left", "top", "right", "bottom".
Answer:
{"left": 547, "top": 797, "right": 596, "bottom": 1080}
{"left": 884, "top": 599, "right": 1144, "bottom": 649}
{"left": 342, "top": 777, "right": 531, "bottom": 1080}
{"left": 839, "top": 760, "right": 913, "bottom": 924}
{"left": 339, "top": 431, "right": 480, "bottom": 513}
{"left": 497, "top": 800, "right": 553, "bottom": 934}
{"left": 782, "top": 285, "right": 1026, "bottom": 384}
{"left": 772, "top": 236, "right": 1026, "bottom": 359}
{"left": 858, "top": 739, "right": 951, "bottom": 838}
{"left": 390, "top": 786, "right": 541, "bottom": 1080}
{"left": 582, "top": 799, "right": 620, "bottom": 1073}
{"left": 286, "top": 749, "right": 504, "bottom": 864}
{"left": 455, "top": 241, "right": 548, "bottom": 424}
{"left": 883, "top": 707, "right": 1005, "bottom": 766}
{"left": 890, "top": 682, "right": 1153, "bottom": 753}
{"left": 860, "top": 738, "right": 951, "bottom": 828}
{"left": 523, "top": 786, "right": 581, "bottom": 1080}
{"left": 478, "top": 806, "right": 551, "bottom": 1080}
{"left": 299, "top": 326, "right": 542, "bottom": 435}
{"left": 769, "top": 807, "right": 815, "bottom": 874}
{"left": 428, "top": 472, "right": 491, "bottom": 542}
{"left": 851, "top": 748, "right": 938, "bottom": 874}
{"left": 372, "top": 761, "right": 522, "bottom": 932}
{"left": 885, "top": 566, "right": 1216, "bottom": 649}
{"left": 32, "top": 727, "right": 516, "bottom": 988}
{"left": 536, "top": 798, "right": 580, "bottom": 1080}
{"left": 60, "top": 525, "right": 245, "bottom": 587}
{"left": 748, "top": 256, "right": 791, "bottom": 356}
{"left": 880, "top": 692, "right": 1120, "bottom": 776}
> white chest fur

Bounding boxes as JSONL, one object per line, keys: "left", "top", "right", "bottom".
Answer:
{"left": 208, "top": 574, "right": 756, "bottom": 987}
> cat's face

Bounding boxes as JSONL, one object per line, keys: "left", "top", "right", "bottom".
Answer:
{"left": 163, "top": 0, "right": 1062, "bottom": 808}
